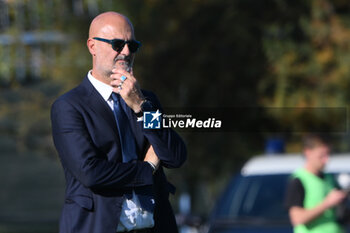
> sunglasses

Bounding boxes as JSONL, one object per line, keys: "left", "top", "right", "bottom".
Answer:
{"left": 93, "top": 37, "right": 142, "bottom": 53}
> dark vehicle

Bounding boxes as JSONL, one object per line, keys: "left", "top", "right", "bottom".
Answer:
{"left": 208, "top": 154, "right": 350, "bottom": 233}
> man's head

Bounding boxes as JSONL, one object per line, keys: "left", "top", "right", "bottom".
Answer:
{"left": 87, "top": 12, "right": 139, "bottom": 84}
{"left": 302, "top": 134, "right": 331, "bottom": 174}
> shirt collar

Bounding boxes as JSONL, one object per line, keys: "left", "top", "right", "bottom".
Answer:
{"left": 87, "top": 70, "right": 113, "bottom": 101}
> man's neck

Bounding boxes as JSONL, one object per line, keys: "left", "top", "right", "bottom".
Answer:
{"left": 304, "top": 164, "right": 321, "bottom": 176}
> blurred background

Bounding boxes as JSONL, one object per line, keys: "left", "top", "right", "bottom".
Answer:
{"left": 3, "top": 0, "right": 350, "bottom": 232}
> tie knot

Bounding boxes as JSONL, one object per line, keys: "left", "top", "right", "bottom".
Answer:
{"left": 111, "top": 92, "right": 119, "bottom": 102}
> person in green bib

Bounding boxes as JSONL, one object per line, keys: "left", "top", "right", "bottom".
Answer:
{"left": 285, "top": 134, "right": 347, "bottom": 233}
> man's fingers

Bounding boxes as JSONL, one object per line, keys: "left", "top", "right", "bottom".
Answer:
{"left": 110, "top": 74, "right": 131, "bottom": 87}
{"left": 144, "top": 145, "right": 160, "bottom": 167}
{"left": 110, "top": 69, "right": 143, "bottom": 112}
{"left": 111, "top": 69, "right": 136, "bottom": 82}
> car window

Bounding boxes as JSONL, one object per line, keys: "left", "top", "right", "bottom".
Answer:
{"left": 215, "top": 174, "right": 290, "bottom": 223}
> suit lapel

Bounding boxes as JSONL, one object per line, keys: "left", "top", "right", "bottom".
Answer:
{"left": 80, "top": 77, "right": 118, "bottom": 135}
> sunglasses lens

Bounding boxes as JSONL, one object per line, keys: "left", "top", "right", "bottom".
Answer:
{"left": 111, "top": 40, "right": 125, "bottom": 52}
{"left": 109, "top": 39, "right": 141, "bottom": 53}
{"left": 128, "top": 41, "right": 141, "bottom": 53}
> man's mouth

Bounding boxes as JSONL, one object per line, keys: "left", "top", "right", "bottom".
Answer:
{"left": 114, "top": 59, "right": 131, "bottom": 72}
{"left": 114, "top": 54, "right": 129, "bottom": 62}
{"left": 113, "top": 53, "right": 132, "bottom": 71}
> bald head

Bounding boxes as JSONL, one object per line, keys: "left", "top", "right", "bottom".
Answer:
{"left": 89, "top": 12, "right": 134, "bottom": 39}
{"left": 87, "top": 12, "right": 137, "bottom": 84}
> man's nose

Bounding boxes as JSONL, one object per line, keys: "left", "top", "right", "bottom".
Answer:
{"left": 120, "top": 43, "right": 130, "bottom": 55}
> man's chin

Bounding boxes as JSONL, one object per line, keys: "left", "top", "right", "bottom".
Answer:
{"left": 103, "top": 70, "right": 113, "bottom": 78}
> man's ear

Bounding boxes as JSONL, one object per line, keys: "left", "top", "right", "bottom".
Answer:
{"left": 87, "top": 38, "right": 96, "bottom": 56}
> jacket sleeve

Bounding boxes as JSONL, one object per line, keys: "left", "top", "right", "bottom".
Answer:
{"left": 141, "top": 91, "right": 187, "bottom": 168}
{"left": 51, "top": 98, "right": 154, "bottom": 191}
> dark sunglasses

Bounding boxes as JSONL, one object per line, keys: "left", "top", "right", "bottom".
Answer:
{"left": 93, "top": 37, "right": 142, "bottom": 53}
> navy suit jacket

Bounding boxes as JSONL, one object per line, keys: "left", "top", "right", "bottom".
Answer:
{"left": 51, "top": 76, "right": 187, "bottom": 233}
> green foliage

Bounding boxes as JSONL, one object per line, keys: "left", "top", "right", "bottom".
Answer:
{"left": 261, "top": 0, "right": 350, "bottom": 108}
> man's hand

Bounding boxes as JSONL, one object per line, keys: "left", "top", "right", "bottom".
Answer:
{"left": 110, "top": 68, "right": 145, "bottom": 113}
{"left": 289, "top": 189, "right": 346, "bottom": 226}
{"left": 323, "top": 189, "right": 347, "bottom": 209}
{"left": 144, "top": 145, "right": 160, "bottom": 169}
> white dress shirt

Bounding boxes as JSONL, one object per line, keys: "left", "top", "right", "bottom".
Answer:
{"left": 87, "top": 71, "right": 154, "bottom": 232}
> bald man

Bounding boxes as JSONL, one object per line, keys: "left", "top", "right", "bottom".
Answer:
{"left": 51, "top": 12, "right": 187, "bottom": 233}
